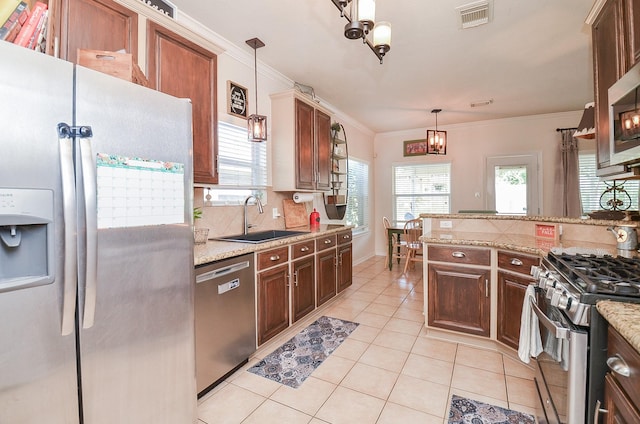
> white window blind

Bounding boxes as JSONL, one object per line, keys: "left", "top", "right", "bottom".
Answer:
{"left": 579, "top": 152, "right": 638, "bottom": 213}
{"left": 393, "top": 163, "right": 451, "bottom": 222}
{"left": 345, "top": 158, "right": 369, "bottom": 232}
{"left": 203, "top": 122, "right": 267, "bottom": 205}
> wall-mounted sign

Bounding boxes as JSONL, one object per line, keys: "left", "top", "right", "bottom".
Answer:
{"left": 403, "top": 139, "right": 427, "bottom": 157}
{"left": 227, "top": 80, "right": 248, "bottom": 119}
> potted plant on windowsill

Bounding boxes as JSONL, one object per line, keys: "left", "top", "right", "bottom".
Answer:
{"left": 193, "top": 207, "right": 209, "bottom": 244}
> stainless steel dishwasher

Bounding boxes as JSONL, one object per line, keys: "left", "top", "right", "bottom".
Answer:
{"left": 195, "top": 253, "right": 256, "bottom": 397}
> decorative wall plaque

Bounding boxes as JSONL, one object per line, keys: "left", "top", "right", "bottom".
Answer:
{"left": 227, "top": 80, "right": 248, "bottom": 119}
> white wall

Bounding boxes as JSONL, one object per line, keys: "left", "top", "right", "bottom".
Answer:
{"left": 373, "top": 110, "right": 584, "bottom": 256}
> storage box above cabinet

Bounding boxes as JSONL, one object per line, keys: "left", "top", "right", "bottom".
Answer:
{"left": 270, "top": 90, "right": 332, "bottom": 192}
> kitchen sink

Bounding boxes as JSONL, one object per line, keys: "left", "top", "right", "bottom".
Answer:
{"left": 211, "top": 230, "right": 308, "bottom": 243}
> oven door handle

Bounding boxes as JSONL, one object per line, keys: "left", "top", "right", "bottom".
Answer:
{"left": 529, "top": 297, "right": 569, "bottom": 340}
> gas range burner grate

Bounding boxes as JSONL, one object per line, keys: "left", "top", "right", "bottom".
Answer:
{"left": 548, "top": 252, "right": 640, "bottom": 297}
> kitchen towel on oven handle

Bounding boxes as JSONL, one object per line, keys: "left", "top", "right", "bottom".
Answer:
{"left": 518, "top": 285, "right": 543, "bottom": 363}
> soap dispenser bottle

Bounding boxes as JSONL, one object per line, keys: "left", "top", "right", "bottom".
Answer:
{"left": 310, "top": 208, "right": 320, "bottom": 228}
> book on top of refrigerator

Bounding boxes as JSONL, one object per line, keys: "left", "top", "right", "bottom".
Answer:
{"left": 0, "top": 1, "right": 28, "bottom": 41}
{"left": 13, "top": 1, "right": 46, "bottom": 48}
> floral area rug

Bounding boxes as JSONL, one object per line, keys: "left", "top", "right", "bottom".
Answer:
{"left": 247, "top": 316, "right": 358, "bottom": 388}
{"left": 448, "top": 395, "right": 535, "bottom": 424}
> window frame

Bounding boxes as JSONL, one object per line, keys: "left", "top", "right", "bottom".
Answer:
{"left": 392, "top": 162, "right": 452, "bottom": 224}
{"left": 345, "top": 157, "right": 370, "bottom": 235}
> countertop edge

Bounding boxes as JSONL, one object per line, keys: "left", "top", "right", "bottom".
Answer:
{"left": 596, "top": 300, "right": 640, "bottom": 354}
{"left": 194, "top": 225, "right": 351, "bottom": 266}
{"left": 419, "top": 213, "right": 639, "bottom": 226}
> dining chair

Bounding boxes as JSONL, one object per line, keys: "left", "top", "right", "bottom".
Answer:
{"left": 403, "top": 218, "right": 423, "bottom": 273}
{"left": 383, "top": 216, "right": 407, "bottom": 269}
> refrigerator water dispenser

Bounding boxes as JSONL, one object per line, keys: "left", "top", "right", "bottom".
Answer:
{"left": 0, "top": 188, "right": 54, "bottom": 292}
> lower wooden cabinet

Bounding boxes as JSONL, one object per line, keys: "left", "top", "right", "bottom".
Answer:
{"left": 257, "top": 264, "right": 289, "bottom": 345}
{"left": 337, "top": 242, "right": 352, "bottom": 293}
{"left": 427, "top": 263, "right": 491, "bottom": 337}
{"left": 497, "top": 271, "right": 530, "bottom": 349}
{"left": 291, "top": 255, "right": 315, "bottom": 323}
{"left": 603, "top": 373, "right": 640, "bottom": 424}
{"left": 316, "top": 247, "right": 337, "bottom": 306}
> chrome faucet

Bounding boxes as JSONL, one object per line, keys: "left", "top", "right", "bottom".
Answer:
{"left": 243, "top": 195, "right": 264, "bottom": 235}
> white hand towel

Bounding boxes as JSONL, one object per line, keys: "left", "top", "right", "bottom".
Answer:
{"left": 518, "top": 285, "right": 543, "bottom": 363}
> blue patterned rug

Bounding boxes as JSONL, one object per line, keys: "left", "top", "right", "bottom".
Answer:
{"left": 247, "top": 316, "right": 359, "bottom": 388}
{"left": 448, "top": 395, "right": 535, "bottom": 424}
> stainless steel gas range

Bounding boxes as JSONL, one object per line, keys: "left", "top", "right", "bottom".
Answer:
{"left": 529, "top": 252, "right": 640, "bottom": 424}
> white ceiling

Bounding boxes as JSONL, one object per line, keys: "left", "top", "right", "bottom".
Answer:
{"left": 169, "top": 0, "right": 595, "bottom": 133}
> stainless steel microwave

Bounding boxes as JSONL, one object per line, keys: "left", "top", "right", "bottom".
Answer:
{"left": 609, "top": 60, "right": 640, "bottom": 165}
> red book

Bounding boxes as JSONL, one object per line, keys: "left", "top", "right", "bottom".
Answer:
{"left": 13, "top": 1, "right": 46, "bottom": 48}
{"left": 0, "top": 1, "right": 28, "bottom": 41}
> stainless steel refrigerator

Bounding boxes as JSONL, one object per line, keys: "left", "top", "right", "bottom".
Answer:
{"left": 0, "top": 42, "right": 196, "bottom": 423}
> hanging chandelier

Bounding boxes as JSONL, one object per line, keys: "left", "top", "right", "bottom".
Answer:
{"left": 330, "top": 0, "right": 391, "bottom": 64}
{"left": 427, "top": 109, "right": 447, "bottom": 155}
{"left": 246, "top": 37, "right": 267, "bottom": 142}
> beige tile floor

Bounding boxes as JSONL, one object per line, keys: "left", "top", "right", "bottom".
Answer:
{"left": 198, "top": 256, "right": 537, "bottom": 424}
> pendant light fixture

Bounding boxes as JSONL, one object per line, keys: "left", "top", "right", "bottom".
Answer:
{"left": 427, "top": 109, "right": 447, "bottom": 155}
{"left": 331, "top": 0, "right": 391, "bottom": 64}
{"left": 246, "top": 37, "right": 267, "bottom": 142}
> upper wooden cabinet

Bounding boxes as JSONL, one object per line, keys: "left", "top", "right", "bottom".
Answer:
{"left": 592, "top": 0, "right": 640, "bottom": 170}
{"left": 51, "top": 0, "right": 219, "bottom": 185}
{"left": 271, "top": 90, "right": 332, "bottom": 191}
{"left": 57, "top": 0, "right": 138, "bottom": 62}
{"left": 146, "top": 21, "right": 218, "bottom": 184}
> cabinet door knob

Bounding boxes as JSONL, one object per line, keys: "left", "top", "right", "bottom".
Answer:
{"left": 452, "top": 251, "right": 466, "bottom": 258}
{"left": 324, "top": 239, "right": 332, "bottom": 244}
{"left": 607, "top": 354, "right": 631, "bottom": 377}
{"left": 300, "top": 246, "right": 310, "bottom": 252}
{"left": 270, "top": 255, "right": 280, "bottom": 261}
{"left": 343, "top": 234, "right": 350, "bottom": 240}
{"left": 510, "top": 258, "right": 523, "bottom": 266}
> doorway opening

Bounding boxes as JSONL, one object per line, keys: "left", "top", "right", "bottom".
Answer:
{"left": 486, "top": 154, "right": 540, "bottom": 215}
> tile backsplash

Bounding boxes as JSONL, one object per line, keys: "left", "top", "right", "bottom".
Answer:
{"left": 193, "top": 188, "right": 312, "bottom": 238}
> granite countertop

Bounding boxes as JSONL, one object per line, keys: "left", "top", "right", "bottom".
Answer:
{"left": 596, "top": 300, "right": 640, "bottom": 354}
{"left": 419, "top": 231, "right": 618, "bottom": 256}
{"left": 194, "top": 224, "right": 350, "bottom": 266}
{"left": 419, "top": 213, "right": 640, "bottom": 227}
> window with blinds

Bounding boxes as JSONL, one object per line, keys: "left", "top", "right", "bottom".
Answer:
{"left": 202, "top": 122, "right": 267, "bottom": 205}
{"left": 345, "top": 158, "right": 369, "bottom": 233}
{"left": 579, "top": 152, "right": 639, "bottom": 213}
{"left": 393, "top": 163, "right": 451, "bottom": 222}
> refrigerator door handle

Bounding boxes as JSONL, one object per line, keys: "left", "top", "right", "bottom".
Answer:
{"left": 57, "top": 123, "right": 78, "bottom": 336}
{"left": 80, "top": 137, "right": 98, "bottom": 329}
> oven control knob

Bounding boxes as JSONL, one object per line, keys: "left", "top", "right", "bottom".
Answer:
{"left": 531, "top": 265, "right": 541, "bottom": 279}
{"left": 556, "top": 293, "right": 570, "bottom": 310}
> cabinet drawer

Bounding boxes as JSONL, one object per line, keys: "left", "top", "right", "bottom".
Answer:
{"left": 291, "top": 240, "right": 315, "bottom": 259}
{"left": 427, "top": 245, "right": 490, "bottom": 266}
{"left": 316, "top": 235, "right": 337, "bottom": 251}
{"left": 337, "top": 230, "right": 352, "bottom": 245}
{"left": 257, "top": 247, "right": 289, "bottom": 271}
{"left": 608, "top": 326, "right": 640, "bottom": 408}
{"left": 497, "top": 250, "right": 539, "bottom": 275}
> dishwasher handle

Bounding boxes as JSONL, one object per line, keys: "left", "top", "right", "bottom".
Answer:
{"left": 196, "top": 261, "right": 250, "bottom": 283}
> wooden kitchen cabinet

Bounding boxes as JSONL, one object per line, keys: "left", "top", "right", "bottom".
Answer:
{"left": 146, "top": 21, "right": 218, "bottom": 184}
{"left": 497, "top": 251, "right": 539, "bottom": 350}
{"left": 257, "top": 262, "right": 289, "bottom": 346}
{"left": 57, "top": 0, "right": 138, "bottom": 62}
{"left": 591, "top": 0, "right": 640, "bottom": 170}
{"left": 427, "top": 245, "right": 491, "bottom": 337}
{"left": 271, "top": 90, "right": 332, "bottom": 191}
{"left": 337, "top": 230, "right": 352, "bottom": 293}
{"left": 316, "top": 235, "right": 337, "bottom": 306}
{"left": 291, "top": 240, "right": 315, "bottom": 323}
{"left": 601, "top": 326, "right": 640, "bottom": 423}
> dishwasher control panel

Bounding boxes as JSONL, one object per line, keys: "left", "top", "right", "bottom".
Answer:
{"left": 218, "top": 278, "right": 240, "bottom": 294}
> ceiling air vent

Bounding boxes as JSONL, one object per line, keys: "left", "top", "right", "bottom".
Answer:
{"left": 456, "top": 0, "right": 492, "bottom": 29}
